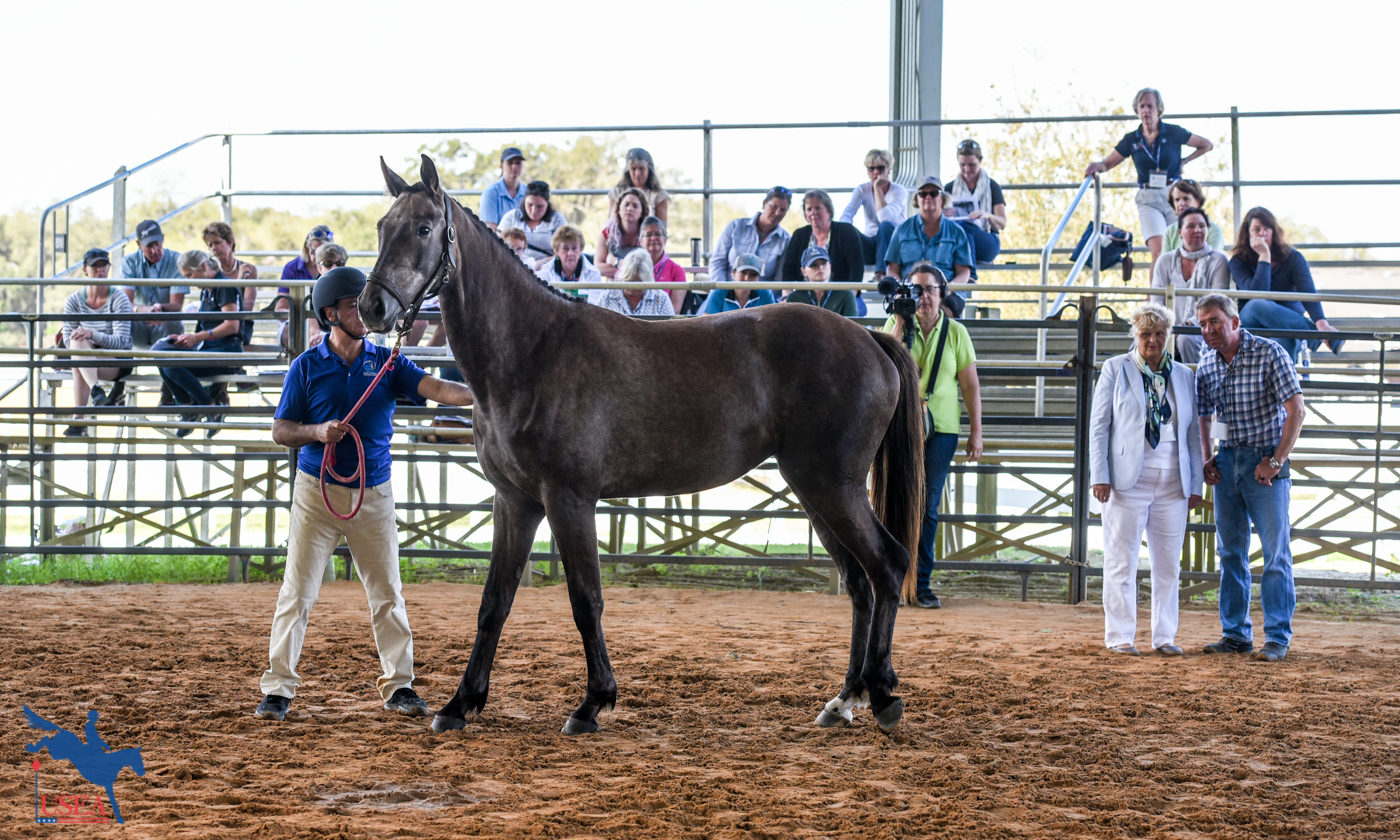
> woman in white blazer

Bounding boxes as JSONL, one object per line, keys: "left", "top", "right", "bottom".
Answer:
{"left": 1089, "top": 303, "right": 1204, "bottom": 656}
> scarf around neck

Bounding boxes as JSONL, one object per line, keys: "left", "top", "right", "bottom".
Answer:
{"left": 947, "top": 169, "right": 993, "bottom": 230}
{"left": 1131, "top": 348, "right": 1173, "bottom": 448}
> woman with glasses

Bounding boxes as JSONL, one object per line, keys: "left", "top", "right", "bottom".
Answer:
{"left": 1161, "top": 179, "right": 1225, "bottom": 253}
{"left": 597, "top": 187, "right": 650, "bottom": 279}
{"left": 781, "top": 189, "right": 865, "bottom": 307}
{"left": 1084, "top": 87, "right": 1213, "bottom": 267}
{"left": 882, "top": 262, "right": 983, "bottom": 609}
{"left": 944, "top": 139, "right": 1007, "bottom": 269}
{"left": 640, "top": 216, "right": 690, "bottom": 313}
{"left": 839, "top": 149, "right": 908, "bottom": 274}
{"left": 278, "top": 224, "right": 333, "bottom": 352}
{"left": 884, "top": 177, "right": 974, "bottom": 317}
{"left": 607, "top": 147, "right": 670, "bottom": 224}
{"left": 1151, "top": 208, "right": 1229, "bottom": 363}
{"left": 498, "top": 180, "right": 569, "bottom": 269}
{"left": 1229, "top": 206, "right": 1344, "bottom": 360}
{"left": 709, "top": 186, "right": 792, "bottom": 291}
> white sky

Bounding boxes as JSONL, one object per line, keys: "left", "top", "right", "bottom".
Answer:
{"left": 3, "top": 0, "right": 1395, "bottom": 250}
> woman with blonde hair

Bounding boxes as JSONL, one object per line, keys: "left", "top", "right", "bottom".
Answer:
{"left": 1089, "top": 302, "right": 1203, "bottom": 655}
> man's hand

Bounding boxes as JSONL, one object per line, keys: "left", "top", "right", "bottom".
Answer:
{"left": 1203, "top": 457, "right": 1221, "bottom": 486}
{"left": 317, "top": 420, "right": 349, "bottom": 445}
{"left": 1254, "top": 459, "right": 1281, "bottom": 486}
{"left": 169, "top": 333, "right": 201, "bottom": 349}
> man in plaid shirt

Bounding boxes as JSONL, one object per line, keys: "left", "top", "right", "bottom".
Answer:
{"left": 1194, "top": 293, "right": 1305, "bottom": 662}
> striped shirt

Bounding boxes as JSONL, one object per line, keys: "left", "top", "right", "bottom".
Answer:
{"left": 591, "top": 289, "right": 675, "bottom": 316}
{"left": 62, "top": 289, "right": 133, "bottom": 349}
{"left": 1195, "top": 329, "right": 1301, "bottom": 448}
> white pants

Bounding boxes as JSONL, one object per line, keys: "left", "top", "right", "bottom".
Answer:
{"left": 261, "top": 471, "right": 414, "bottom": 701}
{"left": 1101, "top": 466, "right": 1187, "bottom": 649}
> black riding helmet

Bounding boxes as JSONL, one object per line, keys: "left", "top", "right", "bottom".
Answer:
{"left": 312, "top": 266, "right": 367, "bottom": 331}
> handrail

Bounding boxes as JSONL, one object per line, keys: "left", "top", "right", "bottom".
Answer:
{"left": 1038, "top": 176, "right": 1098, "bottom": 303}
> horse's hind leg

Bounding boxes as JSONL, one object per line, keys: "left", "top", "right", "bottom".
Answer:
{"left": 434, "top": 488, "right": 544, "bottom": 733}
{"left": 809, "top": 512, "right": 874, "bottom": 728}
{"left": 544, "top": 492, "right": 617, "bottom": 735}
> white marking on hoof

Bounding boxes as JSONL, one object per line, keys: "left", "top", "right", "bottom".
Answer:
{"left": 815, "top": 694, "right": 856, "bottom": 727}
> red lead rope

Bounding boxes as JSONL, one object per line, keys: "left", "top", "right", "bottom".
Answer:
{"left": 320, "top": 338, "right": 403, "bottom": 520}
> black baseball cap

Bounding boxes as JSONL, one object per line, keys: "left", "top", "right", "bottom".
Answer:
{"left": 82, "top": 248, "right": 110, "bottom": 267}
{"left": 500, "top": 147, "right": 525, "bottom": 163}
{"left": 135, "top": 219, "right": 164, "bottom": 246}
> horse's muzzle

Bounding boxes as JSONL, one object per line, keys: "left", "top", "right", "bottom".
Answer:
{"left": 358, "top": 285, "right": 399, "bottom": 333}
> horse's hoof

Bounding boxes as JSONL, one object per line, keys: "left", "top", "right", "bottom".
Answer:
{"left": 874, "top": 698, "right": 904, "bottom": 733}
{"left": 431, "top": 714, "right": 467, "bottom": 733}
{"left": 561, "top": 715, "right": 599, "bottom": 735}
{"left": 815, "top": 708, "right": 852, "bottom": 728}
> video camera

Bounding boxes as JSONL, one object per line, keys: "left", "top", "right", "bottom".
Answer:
{"left": 878, "top": 276, "right": 921, "bottom": 348}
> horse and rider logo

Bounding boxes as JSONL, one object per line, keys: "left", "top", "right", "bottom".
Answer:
{"left": 22, "top": 705, "right": 145, "bottom": 824}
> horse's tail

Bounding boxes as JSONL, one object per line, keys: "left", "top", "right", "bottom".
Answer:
{"left": 868, "top": 330, "right": 926, "bottom": 605}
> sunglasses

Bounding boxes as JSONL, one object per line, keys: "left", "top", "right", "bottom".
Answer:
{"left": 957, "top": 139, "right": 981, "bottom": 154}
{"left": 310, "top": 226, "right": 334, "bottom": 241}
{"left": 867, "top": 164, "right": 888, "bottom": 173}
{"left": 917, "top": 188, "right": 942, "bottom": 199}
{"left": 767, "top": 186, "right": 792, "bottom": 201}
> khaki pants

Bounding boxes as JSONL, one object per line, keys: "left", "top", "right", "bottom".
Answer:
{"left": 261, "top": 471, "right": 413, "bottom": 702}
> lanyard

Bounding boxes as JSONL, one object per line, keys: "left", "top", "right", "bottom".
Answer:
{"left": 1137, "top": 128, "right": 1163, "bottom": 169}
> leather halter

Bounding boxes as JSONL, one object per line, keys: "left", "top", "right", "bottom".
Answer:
{"left": 366, "top": 192, "right": 458, "bottom": 336}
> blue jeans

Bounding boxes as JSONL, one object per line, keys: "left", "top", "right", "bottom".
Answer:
{"left": 857, "top": 221, "right": 897, "bottom": 271}
{"left": 153, "top": 337, "right": 241, "bottom": 407}
{"left": 1214, "top": 445, "right": 1295, "bottom": 647}
{"left": 953, "top": 221, "right": 1001, "bottom": 280}
{"left": 1239, "top": 299, "right": 1314, "bottom": 361}
{"left": 916, "top": 431, "right": 960, "bottom": 597}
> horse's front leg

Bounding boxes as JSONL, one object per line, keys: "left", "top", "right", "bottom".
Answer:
{"left": 545, "top": 493, "right": 616, "bottom": 735}
{"left": 433, "top": 489, "right": 544, "bottom": 732}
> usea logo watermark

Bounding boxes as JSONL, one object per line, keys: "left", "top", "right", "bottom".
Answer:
{"left": 22, "top": 705, "right": 145, "bottom": 824}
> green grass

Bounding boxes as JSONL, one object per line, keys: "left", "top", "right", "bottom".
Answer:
{"left": 0, "top": 554, "right": 234, "bottom": 585}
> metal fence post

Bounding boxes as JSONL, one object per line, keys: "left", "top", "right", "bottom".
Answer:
{"left": 1092, "top": 175, "right": 1102, "bottom": 286}
{"left": 112, "top": 166, "right": 128, "bottom": 265}
{"left": 702, "top": 119, "right": 713, "bottom": 262}
{"left": 1067, "top": 294, "right": 1098, "bottom": 604}
{"left": 1230, "top": 106, "right": 1241, "bottom": 234}
{"left": 222, "top": 134, "right": 234, "bottom": 225}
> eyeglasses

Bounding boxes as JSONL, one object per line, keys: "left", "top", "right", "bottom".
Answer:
{"left": 766, "top": 186, "right": 792, "bottom": 201}
{"left": 957, "top": 139, "right": 981, "bottom": 154}
{"left": 916, "top": 189, "right": 942, "bottom": 199}
{"left": 641, "top": 231, "right": 666, "bottom": 239}
{"left": 867, "top": 164, "right": 888, "bottom": 173}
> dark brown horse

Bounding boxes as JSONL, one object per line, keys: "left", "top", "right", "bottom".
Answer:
{"left": 362, "top": 155, "right": 924, "bottom": 734}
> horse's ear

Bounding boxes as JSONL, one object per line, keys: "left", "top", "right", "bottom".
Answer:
{"left": 420, "top": 154, "right": 441, "bottom": 197}
{"left": 381, "top": 156, "right": 410, "bottom": 198}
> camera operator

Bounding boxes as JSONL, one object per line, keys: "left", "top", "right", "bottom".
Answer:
{"left": 882, "top": 263, "right": 983, "bottom": 610}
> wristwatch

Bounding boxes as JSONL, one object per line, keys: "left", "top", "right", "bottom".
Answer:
{"left": 1268, "top": 456, "right": 1282, "bottom": 470}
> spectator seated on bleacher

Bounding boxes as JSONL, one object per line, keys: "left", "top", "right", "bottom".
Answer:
{"left": 700, "top": 253, "right": 774, "bottom": 313}
{"left": 608, "top": 147, "right": 671, "bottom": 223}
{"left": 784, "top": 246, "right": 858, "bottom": 316}
{"left": 944, "top": 138, "right": 1007, "bottom": 269}
{"left": 1228, "top": 206, "right": 1344, "bottom": 361}
{"left": 591, "top": 249, "right": 674, "bottom": 317}
{"left": 884, "top": 177, "right": 973, "bottom": 318}
{"left": 1151, "top": 208, "right": 1229, "bottom": 363}
{"left": 640, "top": 216, "right": 691, "bottom": 313}
{"left": 839, "top": 148, "right": 907, "bottom": 275}
{"left": 1161, "top": 179, "right": 1225, "bottom": 253}
{"left": 278, "top": 225, "right": 333, "bottom": 353}
{"left": 597, "top": 187, "right": 650, "bottom": 279}
{"left": 61, "top": 248, "right": 134, "bottom": 437}
{"left": 782, "top": 189, "right": 865, "bottom": 312}
{"left": 710, "top": 187, "right": 792, "bottom": 292}
{"left": 535, "top": 225, "right": 602, "bottom": 300}
{"left": 119, "top": 219, "right": 187, "bottom": 347}
{"left": 152, "top": 250, "right": 244, "bottom": 438}
{"left": 479, "top": 146, "right": 527, "bottom": 231}
{"left": 204, "top": 221, "right": 259, "bottom": 345}
{"left": 497, "top": 226, "right": 535, "bottom": 268}
{"left": 498, "top": 180, "right": 568, "bottom": 269}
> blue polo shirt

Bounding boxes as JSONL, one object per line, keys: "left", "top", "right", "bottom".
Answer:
{"left": 120, "top": 249, "right": 190, "bottom": 303}
{"left": 275, "top": 340, "right": 428, "bottom": 487}
{"left": 883, "top": 216, "right": 975, "bottom": 279}
{"left": 479, "top": 177, "right": 526, "bottom": 225}
{"left": 1113, "top": 122, "right": 1194, "bottom": 186}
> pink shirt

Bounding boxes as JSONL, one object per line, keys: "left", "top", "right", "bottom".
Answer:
{"left": 653, "top": 256, "right": 687, "bottom": 285}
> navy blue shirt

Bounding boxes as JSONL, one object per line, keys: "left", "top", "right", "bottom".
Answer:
{"left": 275, "top": 340, "right": 428, "bottom": 487}
{"left": 1114, "top": 122, "right": 1193, "bottom": 186}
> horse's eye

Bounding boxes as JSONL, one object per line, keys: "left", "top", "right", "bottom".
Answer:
{"left": 417, "top": 225, "right": 432, "bottom": 237}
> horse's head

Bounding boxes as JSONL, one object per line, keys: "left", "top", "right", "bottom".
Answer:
{"left": 361, "top": 154, "right": 457, "bottom": 334}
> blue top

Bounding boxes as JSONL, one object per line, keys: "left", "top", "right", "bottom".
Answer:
{"left": 701, "top": 288, "right": 776, "bottom": 314}
{"left": 119, "top": 249, "right": 190, "bottom": 302}
{"left": 1113, "top": 122, "right": 1194, "bottom": 186}
{"left": 1229, "top": 249, "right": 1326, "bottom": 323}
{"left": 479, "top": 177, "right": 527, "bottom": 226}
{"left": 275, "top": 340, "right": 428, "bottom": 487}
{"left": 883, "top": 216, "right": 975, "bottom": 279}
{"left": 709, "top": 214, "right": 791, "bottom": 285}
{"left": 1196, "top": 329, "right": 1301, "bottom": 449}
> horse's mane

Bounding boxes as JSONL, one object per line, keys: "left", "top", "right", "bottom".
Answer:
{"left": 449, "top": 195, "right": 585, "bottom": 306}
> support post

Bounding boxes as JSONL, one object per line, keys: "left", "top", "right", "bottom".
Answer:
{"left": 1230, "top": 106, "right": 1241, "bottom": 234}
{"left": 222, "top": 135, "right": 234, "bottom": 225}
{"left": 112, "top": 166, "right": 127, "bottom": 265}
{"left": 702, "top": 119, "right": 713, "bottom": 261}
{"left": 1067, "top": 294, "right": 1098, "bottom": 604}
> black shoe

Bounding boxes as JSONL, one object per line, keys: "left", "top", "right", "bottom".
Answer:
{"left": 205, "top": 414, "right": 224, "bottom": 439}
{"left": 1203, "top": 636, "right": 1254, "bottom": 655}
{"left": 174, "top": 413, "right": 198, "bottom": 438}
{"left": 89, "top": 385, "right": 109, "bottom": 407}
{"left": 384, "top": 687, "right": 430, "bottom": 716}
{"left": 1328, "top": 337, "right": 1346, "bottom": 355}
{"left": 158, "top": 384, "right": 175, "bottom": 407}
{"left": 63, "top": 425, "right": 87, "bottom": 438}
{"left": 107, "top": 380, "right": 126, "bottom": 406}
{"left": 1254, "top": 641, "right": 1289, "bottom": 662}
{"left": 915, "top": 592, "right": 942, "bottom": 609}
{"left": 255, "top": 694, "right": 291, "bottom": 720}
